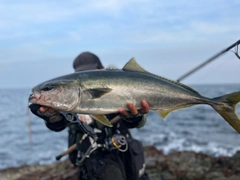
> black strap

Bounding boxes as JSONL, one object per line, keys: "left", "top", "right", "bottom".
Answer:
{"left": 60, "top": 112, "right": 98, "bottom": 141}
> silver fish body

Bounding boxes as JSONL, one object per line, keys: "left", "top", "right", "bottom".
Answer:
{"left": 71, "top": 70, "right": 204, "bottom": 114}
{"left": 29, "top": 58, "right": 240, "bottom": 132}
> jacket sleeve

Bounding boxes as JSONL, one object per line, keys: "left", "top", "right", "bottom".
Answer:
{"left": 45, "top": 120, "right": 68, "bottom": 132}
{"left": 29, "top": 104, "right": 68, "bottom": 132}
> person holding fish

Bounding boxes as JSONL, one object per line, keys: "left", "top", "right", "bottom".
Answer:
{"left": 29, "top": 52, "right": 150, "bottom": 180}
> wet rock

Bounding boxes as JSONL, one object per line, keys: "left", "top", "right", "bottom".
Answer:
{"left": 143, "top": 146, "right": 240, "bottom": 180}
{"left": 1, "top": 146, "right": 240, "bottom": 180}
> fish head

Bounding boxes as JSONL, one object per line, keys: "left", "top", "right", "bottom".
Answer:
{"left": 29, "top": 78, "right": 80, "bottom": 111}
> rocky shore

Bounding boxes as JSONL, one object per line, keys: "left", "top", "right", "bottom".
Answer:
{"left": 1, "top": 146, "right": 240, "bottom": 180}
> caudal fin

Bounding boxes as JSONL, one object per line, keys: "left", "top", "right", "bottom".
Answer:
{"left": 211, "top": 91, "right": 240, "bottom": 133}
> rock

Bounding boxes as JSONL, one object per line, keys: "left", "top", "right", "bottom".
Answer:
{"left": 143, "top": 146, "right": 240, "bottom": 180}
{"left": 1, "top": 146, "right": 240, "bottom": 180}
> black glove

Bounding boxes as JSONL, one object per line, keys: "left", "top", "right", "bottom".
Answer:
{"left": 121, "top": 114, "right": 147, "bottom": 129}
{"left": 29, "top": 104, "right": 63, "bottom": 122}
{"left": 29, "top": 104, "right": 50, "bottom": 121}
{"left": 29, "top": 104, "right": 67, "bottom": 131}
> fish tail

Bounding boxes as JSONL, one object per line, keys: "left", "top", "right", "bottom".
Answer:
{"left": 211, "top": 91, "right": 240, "bottom": 133}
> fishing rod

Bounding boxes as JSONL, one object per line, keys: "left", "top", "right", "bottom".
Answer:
{"left": 177, "top": 39, "right": 240, "bottom": 82}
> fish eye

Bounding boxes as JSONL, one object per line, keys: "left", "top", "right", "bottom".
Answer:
{"left": 42, "top": 85, "right": 54, "bottom": 91}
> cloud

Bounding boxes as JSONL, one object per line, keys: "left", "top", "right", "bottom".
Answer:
{"left": 0, "top": 0, "right": 239, "bottom": 46}
{"left": 0, "top": 0, "right": 128, "bottom": 29}
{"left": 190, "top": 20, "right": 240, "bottom": 35}
{"left": 0, "top": 0, "right": 240, "bottom": 87}
{"left": 0, "top": 1, "right": 75, "bottom": 24}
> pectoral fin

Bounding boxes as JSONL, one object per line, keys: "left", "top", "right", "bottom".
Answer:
{"left": 91, "top": 115, "right": 113, "bottom": 127}
{"left": 84, "top": 88, "right": 112, "bottom": 99}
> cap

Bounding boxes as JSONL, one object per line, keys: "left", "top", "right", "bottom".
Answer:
{"left": 73, "top": 52, "right": 103, "bottom": 72}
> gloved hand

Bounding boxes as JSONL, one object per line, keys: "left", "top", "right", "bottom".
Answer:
{"left": 29, "top": 104, "right": 67, "bottom": 131}
{"left": 118, "top": 100, "right": 149, "bottom": 118}
{"left": 118, "top": 100, "right": 149, "bottom": 128}
{"left": 29, "top": 104, "right": 63, "bottom": 123}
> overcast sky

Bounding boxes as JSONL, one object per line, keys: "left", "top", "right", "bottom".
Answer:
{"left": 0, "top": 0, "right": 240, "bottom": 88}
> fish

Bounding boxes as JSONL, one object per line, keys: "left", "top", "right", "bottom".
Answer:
{"left": 29, "top": 58, "right": 240, "bottom": 133}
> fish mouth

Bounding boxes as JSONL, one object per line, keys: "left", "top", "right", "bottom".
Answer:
{"left": 29, "top": 91, "right": 41, "bottom": 103}
{"left": 29, "top": 90, "right": 43, "bottom": 103}
{"left": 28, "top": 94, "right": 36, "bottom": 103}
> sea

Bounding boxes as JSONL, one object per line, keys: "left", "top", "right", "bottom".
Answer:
{"left": 0, "top": 84, "right": 240, "bottom": 170}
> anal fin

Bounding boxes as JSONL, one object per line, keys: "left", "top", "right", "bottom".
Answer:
{"left": 156, "top": 110, "right": 171, "bottom": 120}
{"left": 91, "top": 115, "right": 113, "bottom": 127}
{"left": 156, "top": 105, "right": 192, "bottom": 120}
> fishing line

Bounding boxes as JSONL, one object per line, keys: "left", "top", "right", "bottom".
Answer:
{"left": 177, "top": 39, "right": 240, "bottom": 82}
{"left": 27, "top": 106, "right": 33, "bottom": 151}
{"left": 192, "top": 56, "right": 232, "bottom": 83}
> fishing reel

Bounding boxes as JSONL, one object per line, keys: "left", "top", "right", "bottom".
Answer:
{"left": 104, "top": 134, "right": 128, "bottom": 152}
{"left": 75, "top": 134, "right": 128, "bottom": 165}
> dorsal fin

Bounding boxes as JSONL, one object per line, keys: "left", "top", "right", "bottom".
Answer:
{"left": 123, "top": 57, "right": 148, "bottom": 73}
{"left": 123, "top": 58, "right": 200, "bottom": 95}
